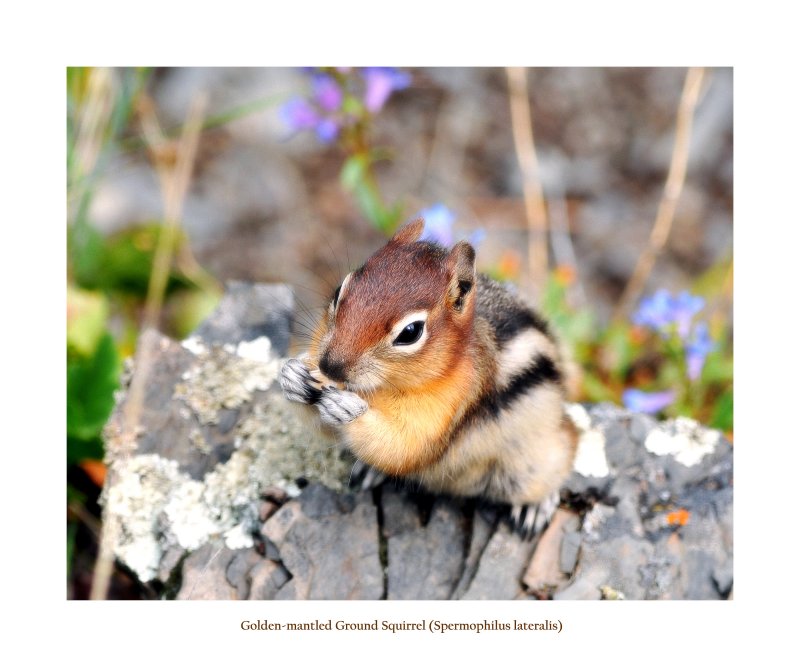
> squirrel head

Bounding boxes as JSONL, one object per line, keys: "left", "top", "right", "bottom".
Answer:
{"left": 313, "top": 218, "right": 477, "bottom": 392}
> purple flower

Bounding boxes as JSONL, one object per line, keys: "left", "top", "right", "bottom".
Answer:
{"left": 623, "top": 389, "right": 676, "bottom": 414}
{"left": 685, "top": 322, "right": 715, "bottom": 381}
{"left": 314, "top": 117, "right": 340, "bottom": 143}
{"left": 633, "top": 289, "right": 674, "bottom": 331}
{"left": 418, "top": 203, "right": 456, "bottom": 246}
{"left": 312, "top": 74, "right": 343, "bottom": 112}
{"left": 417, "top": 203, "right": 486, "bottom": 249}
{"left": 279, "top": 82, "right": 340, "bottom": 143}
{"left": 672, "top": 291, "right": 705, "bottom": 340}
{"left": 633, "top": 289, "right": 705, "bottom": 341}
{"left": 279, "top": 97, "right": 319, "bottom": 131}
{"left": 362, "top": 67, "right": 411, "bottom": 113}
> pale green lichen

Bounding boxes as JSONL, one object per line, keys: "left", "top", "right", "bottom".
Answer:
{"left": 237, "top": 391, "right": 354, "bottom": 493}
{"left": 644, "top": 416, "right": 721, "bottom": 467}
{"left": 174, "top": 337, "right": 280, "bottom": 425}
{"left": 566, "top": 402, "right": 611, "bottom": 478}
{"left": 105, "top": 454, "right": 184, "bottom": 581}
{"left": 105, "top": 334, "right": 353, "bottom": 582}
{"left": 107, "top": 451, "right": 261, "bottom": 581}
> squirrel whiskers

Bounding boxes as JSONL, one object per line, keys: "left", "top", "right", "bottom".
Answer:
{"left": 280, "top": 218, "right": 577, "bottom": 537}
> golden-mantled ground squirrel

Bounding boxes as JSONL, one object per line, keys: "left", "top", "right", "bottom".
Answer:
{"left": 280, "top": 219, "right": 577, "bottom": 537}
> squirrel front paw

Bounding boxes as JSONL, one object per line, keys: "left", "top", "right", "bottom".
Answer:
{"left": 280, "top": 358, "right": 322, "bottom": 405}
{"left": 317, "top": 387, "right": 368, "bottom": 426}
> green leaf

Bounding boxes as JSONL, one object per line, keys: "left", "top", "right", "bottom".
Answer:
{"left": 69, "top": 221, "right": 106, "bottom": 289}
{"left": 67, "top": 435, "right": 104, "bottom": 465}
{"left": 67, "top": 286, "right": 109, "bottom": 358}
{"left": 602, "top": 322, "right": 639, "bottom": 381}
{"left": 353, "top": 180, "right": 388, "bottom": 232}
{"left": 166, "top": 288, "right": 221, "bottom": 339}
{"left": 67, "top": 332, "right": 120, "bottom": 443}
{"left": 702, "top": 345, "right": 734, "bottom": 383}
{"left": 340, "top": 155, "right": 367, "bottom": 191}
{"left": 709, "top": 389, "right": 733, "bottom": 432}
{"left": 582, "top": 372, "right": 618, "bottom": 403}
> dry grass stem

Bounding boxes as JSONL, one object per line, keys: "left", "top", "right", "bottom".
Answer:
{"left": 73, "top": 68, "right": 112, "bottom": 180}
{"left": 614, "top": 67, "right": 706, "bottom": 320}
{"left": 506, "top": 67, "right": 549, "bottom": 295}
{"left": 89, "top": 94, "right": 207, "bottom": 600}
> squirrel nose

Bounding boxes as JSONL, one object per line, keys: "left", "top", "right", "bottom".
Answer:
{"left": 319, "top": 352, "right": 348, "bottom": 383}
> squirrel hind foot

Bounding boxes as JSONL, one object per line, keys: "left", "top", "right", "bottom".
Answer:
{"left": 349, "top": 460, "right": 387, "bottom": 491}
{"left": 509, "top": 492, "right": 560, "bottom": 540}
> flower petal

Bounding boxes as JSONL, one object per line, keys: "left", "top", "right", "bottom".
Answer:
{"left": 362, "top": 67, "right": 411, "bottom": 113}
{"left": 417, "top": 203, "right": 456, "bottom": 246}
{"left": 622, "top": 388, "right": 676, "bottom": 414}
{"left": 279, "top": 97, "right": 319, "bottom": 131}
{"left": 312, "top": 74, "right": 343, "bottom": 113}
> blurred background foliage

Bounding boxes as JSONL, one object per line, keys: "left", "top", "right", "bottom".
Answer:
{"left": 66, "top": 66, "right": 732, "bottom": 598}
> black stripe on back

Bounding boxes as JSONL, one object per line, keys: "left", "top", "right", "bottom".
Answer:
{"left": 496, "top": 355, "right": 561, "bottom": 409}
{"left": 454, "top": 354, "right": 562, "bottom": 436}
{"left": 493, "top": 309, "right": 550, "bottom": 344}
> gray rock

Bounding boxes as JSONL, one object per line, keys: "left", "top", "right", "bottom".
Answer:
{"left": 102, "top": 283, "right": 732, "bottom": 601}
{"left": 382, "top": 491, "right": 468, "bottom": 600}
{"left": 560, "top": 532, "right": 582, "bottom": 574}
{"left": 177, "top": 542, "right": 239, "bottom": 600}
{"left": 553, "top": 578, "right": 602, "bottom": 601}
{"left": 572, "top": 533, "right": 655, "bottom": 600}
{"left": 226, "top": 549, "right": 264, "bottom": 599}
{"left": 460, "top": 523, "right": 537, "bottom": 600}
{"left": 452, "top": 504, "right": 500, "bottom": 599}
{"left": 629, "top": 412, "right": 658, "bottom": 446}
{"left": 193, "top": 281, "right": 294, "bottom": 354}
{"left": 248, "top": 559, "right": 292, "bottom": 600}
{"left": 157, "top": 546, "right": 186, "bottom": 583}
{"left": 600, "top": 418, "right": 639, "bottom": 470}
{"left": 640, "top": 538, "right": 684, "bottom": 600}
{"left": 262, "top": 484, "right": 383, "bottom": 600}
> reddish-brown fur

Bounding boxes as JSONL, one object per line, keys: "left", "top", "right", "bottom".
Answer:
{"left": 307, "top": 219, "right": 492, "bottom": 475}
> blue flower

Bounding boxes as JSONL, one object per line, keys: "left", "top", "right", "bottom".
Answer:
{"left": 622, "top": 389, "right": 676, "bottom": 414}
{"left": 280, "top": 89, "right": 340, "bottom": 143}
{"left": 312, "top": 74, "right": 343, "bottom": 113}
{"left": 633, "top": 289, "right": 673, "bottom": 331}
{"left": 685, "top": 322, "right": 715, "bottom": 381}
{"left": 314, "top": 117, "right": 340, "bottom": 143}
{"left": 279, "top": 97, "right": 319, "bottom": 131}
{"left": 633, "top": 289, "right": 705, "bottom": 341}
{"left": 418, "top": 203, "right": 456, "bottom": 246}
{"left": 416, "top": 203, "right": 486, "bottom": 250}
{"left": 362, "top": 67, "right": 411, "bottom": 113}
{"left": 672, "top": 291, "right": 705, "bottom": 340}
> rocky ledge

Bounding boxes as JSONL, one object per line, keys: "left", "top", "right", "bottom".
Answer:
{"left": 101, "top": 282, "right": 732, "bottom": 600}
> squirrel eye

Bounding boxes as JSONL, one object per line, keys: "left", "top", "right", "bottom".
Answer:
{"left": 332, "top": 285, "right": 342, "bottom": 308}
{"left": 393, "top": 320, "right": 424, "bottom": 346}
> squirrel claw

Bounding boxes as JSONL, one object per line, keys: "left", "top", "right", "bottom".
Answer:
{"left": 349, "top": 460, "right": 387, "bottom": 490}
{"left": 510, "top": 493, "right": 559, "bottom": 540}
{"left": 317, "top": 387, "right": 368, "bottom": 426}
{"left": 280, "top": 358, "right": 322, "bottom": 405}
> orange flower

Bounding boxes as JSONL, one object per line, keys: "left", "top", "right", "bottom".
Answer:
{"left": 666, "top": 508, "right": 690, "bottom": 526}
{"left": 553, "top": 264, "right": 576, "bottom": 286}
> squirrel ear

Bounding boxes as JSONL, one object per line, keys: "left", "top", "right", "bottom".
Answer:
{"left": 390, "top": 218, "right": 425, "bottom": 245}
{"left": 446, "top": 241, "right": 476, "bottom": 312}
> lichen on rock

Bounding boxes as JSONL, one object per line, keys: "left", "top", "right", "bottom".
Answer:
{"left": 174, "top": 336, "right": 280, "bottom": 425}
